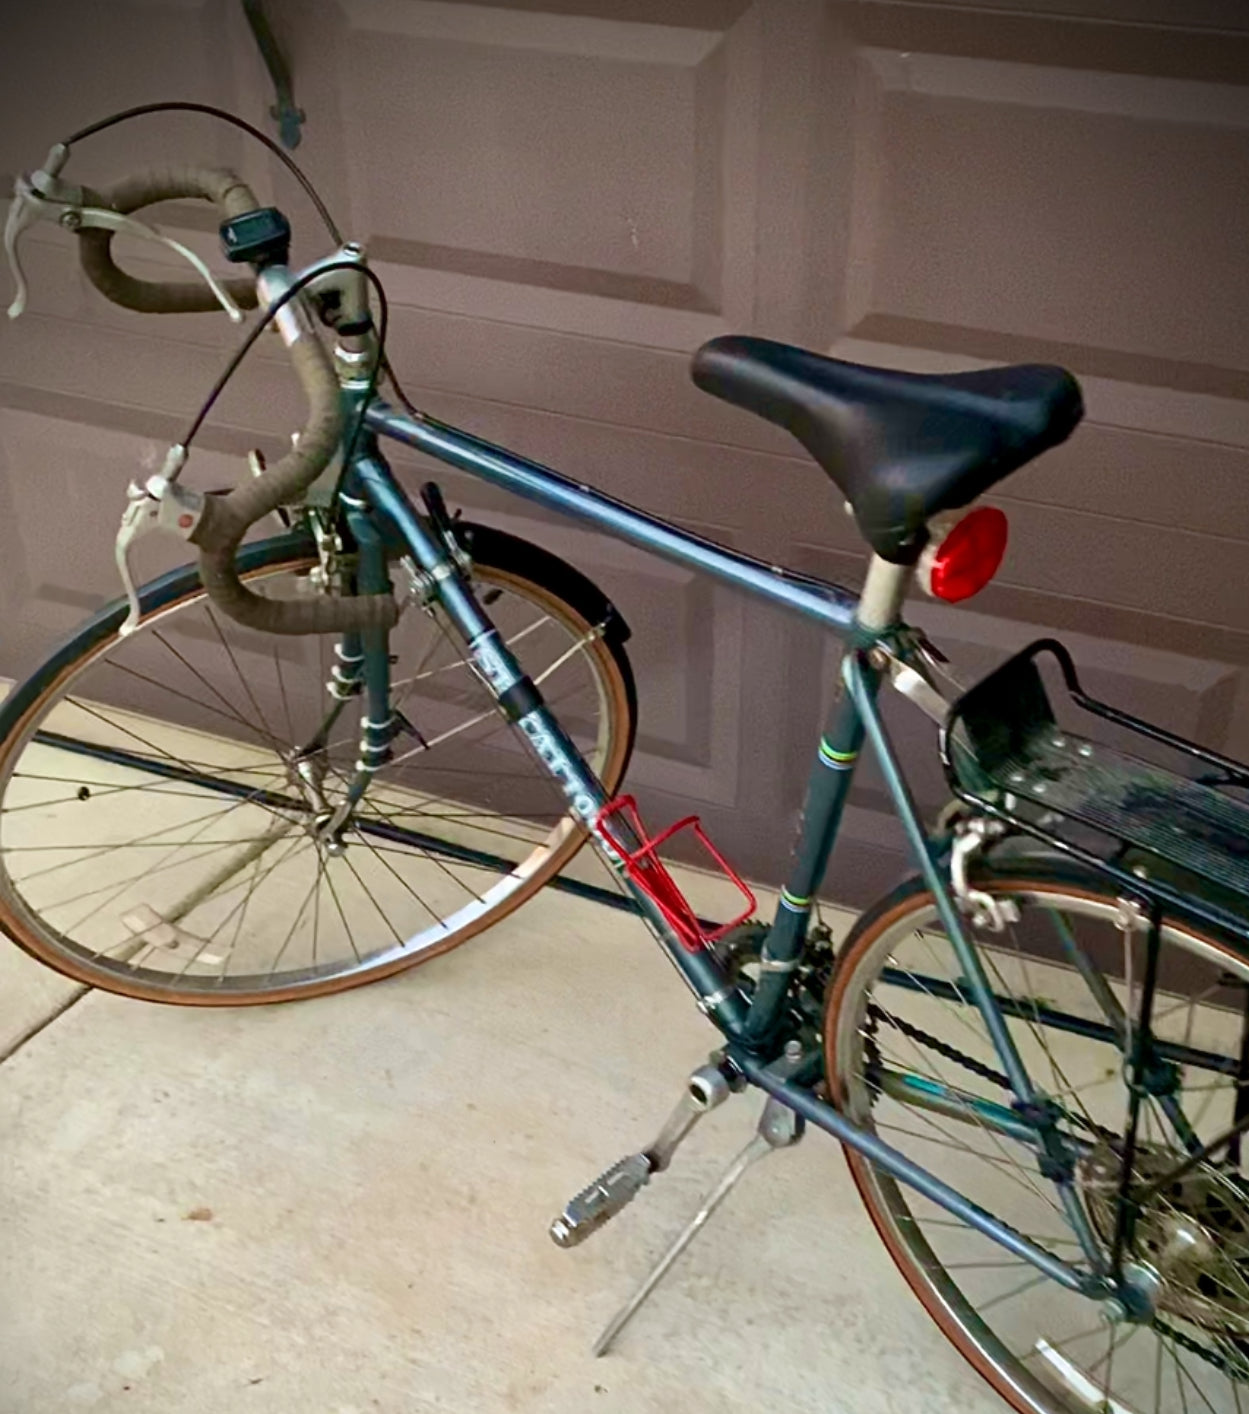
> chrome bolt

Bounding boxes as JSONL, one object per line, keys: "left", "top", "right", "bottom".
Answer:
{"left": 1101, "top": 1297, "right": 1128, "bottom": 1325}
{"left": 1051, "top": 735, "right": 1067, "bottom": 749}
{"left": 784, "top": 1039, "right": 804, "bottom": 1062}
{"left": 1078, "top": 743, "right": 1094, "bottom": 758}
{"left": 59, "top": 209, "right": 82, "bottom": 230}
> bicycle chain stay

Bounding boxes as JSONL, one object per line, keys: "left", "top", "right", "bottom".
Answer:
{"left": 868, "top": 1002, "right": 1118, "bottom": 1144}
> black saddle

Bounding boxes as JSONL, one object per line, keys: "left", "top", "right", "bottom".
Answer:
{"left": 691, "top": 336, "right": 1083, "bottom": 562}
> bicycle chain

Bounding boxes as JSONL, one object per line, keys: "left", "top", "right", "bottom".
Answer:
{"left": 866, "top": 1002, "right": 1119, "bottom": 1145}
{"left": 1154, "top": 1317, "right": 1249, "bottom": 1381}
{"left": 867, "top": 1002, "right": 1013, "bottom": 1091}
{"left": 864, "top": 1007, "right": 1244, "bottom": 1381}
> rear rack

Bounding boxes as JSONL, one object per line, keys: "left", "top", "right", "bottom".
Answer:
{"left": 940, "top": 639, "right": 1249, "bottom": 944}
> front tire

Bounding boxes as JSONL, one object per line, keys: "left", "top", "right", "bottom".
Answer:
{"left": 0, "top": 528, "right": 636, "bottom": 1004}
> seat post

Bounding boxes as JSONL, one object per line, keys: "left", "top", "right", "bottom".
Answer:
{"left": 855, "top": 554, "right": 914, "bottom": 632}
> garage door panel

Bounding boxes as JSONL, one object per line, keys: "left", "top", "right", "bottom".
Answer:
{"left": 848, "top": 48, "right": 1249, "bottom": 372}
{"left": 994, "top": 424, "right": 1249, "bottom": 544}
{"left": 378, "top": 303, "right": 787, "bottom": 449}
{"left": 342, "top": 21, "right": 706, "bottom": 296}
{"left": 332, "top": 0, "right": 766, "bottom": 329}
{"left": 841, "top": 0, "right": 1249, "bottom": 85}
{"left": 0, "top": 0, "right": 242, "bottom": 185}
{"left": 0, "top": 312, "right": 307, "bottom": 445}
{"left": 993, "top": 502, "right": 1248, "bottom": 628}
{"left": 1, "top": 0, "right": 1246, "bottom": 916}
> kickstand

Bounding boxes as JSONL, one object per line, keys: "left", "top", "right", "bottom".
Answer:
{"left": 592, "top": 1095, "right": 804, "bottom": 1356}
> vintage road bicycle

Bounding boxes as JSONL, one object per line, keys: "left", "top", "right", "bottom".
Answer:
{"left": 5, "top": 105, "right": 1249, "bottom": 1412}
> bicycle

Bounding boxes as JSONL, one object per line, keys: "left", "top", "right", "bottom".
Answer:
{"left": 4, "top": 106, "right": 1249, "bottom": 1413}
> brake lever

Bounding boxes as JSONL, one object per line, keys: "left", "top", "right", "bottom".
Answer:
{"left": 114, "top": 446, "right": 206, "bottom": 636}
{"left": 5, "top": 183, "right": 38, "bottom": 319}
{"left": 6, "top": 143, "right": 71, "bottom": 318}
{"left": 7, "top": 144, "right": 245, "bottom": 323}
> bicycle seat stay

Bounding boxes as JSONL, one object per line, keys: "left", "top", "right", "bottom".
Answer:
{"left": 691, "top": 335, "right": 1083, "bottom": 562}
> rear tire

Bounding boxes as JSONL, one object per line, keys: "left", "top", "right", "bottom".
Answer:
{"left": 824, "top": 862, "right": 1249, "bottom": 1413}
{"left": 0, "top": 527, "right": 636, "bottom": 1004}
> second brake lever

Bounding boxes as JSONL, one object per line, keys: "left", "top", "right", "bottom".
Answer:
{"left": 114, "top": 447, "right": 206, "bottom": 637}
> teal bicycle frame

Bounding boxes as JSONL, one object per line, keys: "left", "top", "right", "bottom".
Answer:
{"left": 340, "top": 400, "right": 1116, "bottom": 1303}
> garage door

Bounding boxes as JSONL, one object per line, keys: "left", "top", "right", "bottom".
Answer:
{"left": 2, "top": 0, "right": 1247, "bottom": 906}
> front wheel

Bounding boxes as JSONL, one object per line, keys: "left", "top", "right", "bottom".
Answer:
{"left": 824, "top": 861, "right": 1249, "bottom": 1413}
{"left": 0, "top": 526, "right": 636, "bottom": 1003}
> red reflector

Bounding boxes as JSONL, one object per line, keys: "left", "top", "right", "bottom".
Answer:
{"left": 924, "top": 507, "right": 1009, "bottom": 602}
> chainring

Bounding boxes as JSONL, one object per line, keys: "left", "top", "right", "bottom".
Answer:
{"left": 711, "top": 918, "right": 831, "bottom": 1025}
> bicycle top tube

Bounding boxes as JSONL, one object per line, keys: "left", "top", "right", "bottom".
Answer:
{"left": 364, "top": 401, "right": 861, "bottom": 636}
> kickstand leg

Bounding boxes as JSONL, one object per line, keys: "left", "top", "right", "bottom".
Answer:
{"left": 593, "top": 1095, "right": 804, "bottom": 1357}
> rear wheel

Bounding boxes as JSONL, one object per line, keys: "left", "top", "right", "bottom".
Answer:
{"left": 0, "top": 527, "right": 635, "bottom": 1003}
{"left": 824, "top": 863, "right": 1249, "bottom": 1413}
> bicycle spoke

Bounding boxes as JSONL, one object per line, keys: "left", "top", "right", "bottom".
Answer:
{"left": 2, "top": 775, "right": 270, "bottom": 813}
{"left": 981, "top": 939, "right": 1104, "bottom": 1140}
{"left": 974, "top": 1271, "right": 1049, "bottom": 1315}
{"left": 320, "top": 860, "right": 363, "bottom": 965}
{"left": 204, "top": 605, "right": 282, "bottom": 751}
{"left": 872, "top": 1015, "right": 1066, "bottom": 1219}
{"left": 263, "top": 848, "right": 325, "bottom": 975}
{"left": 114, "top": 643, "right": 271, "bottom": 746}
{"left": 271, "top": 643, "right": 296, "bottom": 744}
{"left": 216, "top": 848, "right": 270, "bottom": 981}
{"left": 50, "top": 830, "right": 277, "bottom": 921}
{"left": 170, "top": 834, "right": 310, "bottom": 978}
{"left": 348, "top": 828, "right": 463, "bottom": 929}
{"left": 10, "top": 790, "right": 290, "bottom": 883}
{"left": 338, "top": 849, "right": 403, "bottom": 950}
{"left": 388, "top": 611, "right": 554, "bottom": 696}
{"left": 1170, "top": 1333, "right": 1219, "bottom": 1414}
{"left": 833, "top": 879, "right": 1249, "bottom": 1412}
{"left": 1023, "top": 1319, "right": 1115, "bottom": 1362}
{"left": 49, "top": 699, "right": 292, "bottom": 781}
{"left": 309, "top": 850, "right": 324, "bottom": 968}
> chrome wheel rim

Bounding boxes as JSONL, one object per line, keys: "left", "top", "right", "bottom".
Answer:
{"left": 0, "top": 558, "right": 623, "bottom": 998}
{"left": 828, "top": 882, "right": 1249, "bottom": 1413}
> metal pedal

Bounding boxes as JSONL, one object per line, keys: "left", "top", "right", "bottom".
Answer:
{"left": 550, "top": 1152, "right": 652, "bottom": 1248}
{"left": 550, "top": 1060, "right": 735, "bottom": 1249}
{"left": 593, "top": 1095, "right": 805, "bottom": 1356}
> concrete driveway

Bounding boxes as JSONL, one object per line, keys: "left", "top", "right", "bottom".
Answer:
{"left": 1, "top": 877, "right": 1003, "bottom": 1414}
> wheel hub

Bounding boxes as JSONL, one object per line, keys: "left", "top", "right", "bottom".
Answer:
{"left": 1079, "top": 1142, "right": 1249, "bottom": 1334}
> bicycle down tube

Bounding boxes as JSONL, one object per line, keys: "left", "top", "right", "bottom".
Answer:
{"left": 350, "top": 445, "right": 750, "bottom": 1035}
{"left": 354, "top": 421, "right": 1111, "bottom": 1303}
